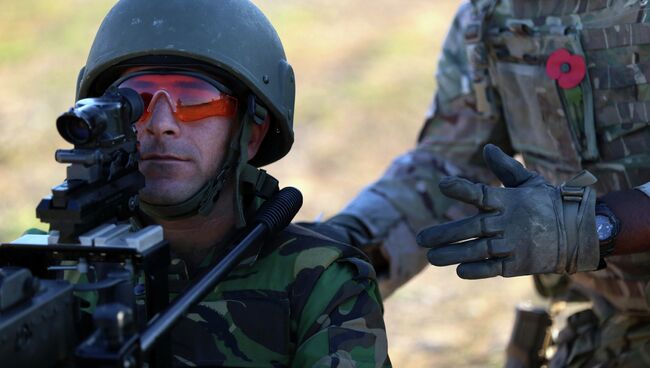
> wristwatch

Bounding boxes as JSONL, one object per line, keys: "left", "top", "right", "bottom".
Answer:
{"left": 595, "top": 202, "right": 620, "bottom": 258}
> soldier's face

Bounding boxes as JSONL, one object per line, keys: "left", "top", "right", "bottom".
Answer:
{"left": 137, "top": 100, "right": 234, "bottom": 205}
{"left": 125, "top": 72, "right": 238, "bottom": 206}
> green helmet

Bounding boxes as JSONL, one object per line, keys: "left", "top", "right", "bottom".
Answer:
{"left": 76, "top": 0, "right": 295, "bottom": 224}
{"left": 76, "top": 0, "right": 295, "bottom": 167}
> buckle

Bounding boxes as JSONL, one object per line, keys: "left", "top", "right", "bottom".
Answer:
{"left": 560, "top": 170, "right": 597, "bottom": 202}
{"left": 560, "top": 185, "right": 585, "bottom": 202}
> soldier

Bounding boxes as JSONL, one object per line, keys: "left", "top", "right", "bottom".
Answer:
{"left": 310, "top": 0, "right": 650, "bottom": 366}
{"left": 69, "top": 0, "right": 391, "bottom": 366}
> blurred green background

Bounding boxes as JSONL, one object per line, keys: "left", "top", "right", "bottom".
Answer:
{"left": 0, "top": 1, "right": 535, "bottom": 366}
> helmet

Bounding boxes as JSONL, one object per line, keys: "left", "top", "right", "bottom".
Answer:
{"left": 76, "top": 0, "right": 295, "bottom": 224}
{"left": 76, "top": 0, "right": 295, "bottom": 167}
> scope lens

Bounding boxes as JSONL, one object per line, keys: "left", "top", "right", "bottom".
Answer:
{"left": 56, "top": 114, "right": 92, "bottom": 144}
{"left": 66, "top": 119, "right": 91, "bottom": 142}
{"left": 66, "top": 119, "right": 90, "bottom": 143}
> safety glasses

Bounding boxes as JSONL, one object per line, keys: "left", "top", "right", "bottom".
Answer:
{"left": 114, "top": 71, "right": 238, "bottom": 123}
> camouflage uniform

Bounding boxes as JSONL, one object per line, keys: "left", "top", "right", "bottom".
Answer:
{"left": 168, "top": 224, "right": 389, "bottom": 367}
{"left": 69, "top": 224, "right": 390, "bottom": 367}
{"left": 65, "top": 1, "right": 392, "bottom": 366}
{"left": 331, "top": 0, "right": 650, "bottom": 365}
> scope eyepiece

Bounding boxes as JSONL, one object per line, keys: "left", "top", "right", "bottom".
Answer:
{"left": 117, "top": 87, "right": 144, "bottom": 123}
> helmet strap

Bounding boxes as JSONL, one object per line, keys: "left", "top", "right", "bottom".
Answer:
{"left": 139, "top": 94, "right": 278, "bottom": 225}
{"left": 231, "top": 95, "right": 278, "bottom": 227}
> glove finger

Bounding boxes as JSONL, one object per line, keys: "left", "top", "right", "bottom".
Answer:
{"left": 417, "top": 214, "right": 485, "bottom": 248}
{"left": 439, "top": 176, "right": 488, "bottom": 208}
{"left": 427, "top": 238, "right": 491, "bottom": 266}
{"left": 456, "top": 259, "right": 503, "bottom": 279}
{"left": 483, "top": 144, "right": 534, "bottom": 187}
{"left": 427, "top": 238, "right": 511, "bottom": 266}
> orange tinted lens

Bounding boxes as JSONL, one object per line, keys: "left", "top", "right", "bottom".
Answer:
{"left": 176, "top": 98, "right": 238, "bottom": 122}
{"left": 118, "top": 74, "right": 237, "bottom": 122}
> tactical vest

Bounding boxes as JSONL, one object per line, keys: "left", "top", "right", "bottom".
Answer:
{"left": 468, "top": 0, "right": 650, "bottom": 314}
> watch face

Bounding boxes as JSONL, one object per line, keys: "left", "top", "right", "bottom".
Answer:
{"left": 596, "top": 214, "right": 614, "bottom": 241}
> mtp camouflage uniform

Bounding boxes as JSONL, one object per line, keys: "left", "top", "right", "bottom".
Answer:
{"left": 331, "top": 0, "right": 650, "bottom": 366}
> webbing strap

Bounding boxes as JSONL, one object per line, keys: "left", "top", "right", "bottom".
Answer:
{"left": 596, "top": 100, "right": 650, "bottom": 128}
{"left": 240, "top": 165, "right": 278, "bottom": 199}
{"left": 590, "top": 61, "right": 650, "bottom": 90}
{"left": 139, "top": 178, "right": 223, "bottom": 220}
{"left": 232, "top": 114, "right": 253, "bottom": 227}
{"left": 511, "top": 0, "right": 608, "bottom": 18}
{"left": 465, "top": 0, "right": 498, "bottom": 118}
{"left": 231, "top": 96, "right": 278, "bottom": 228}
{"left": 582, "top": 23, "right": 650, "bottom": 51}
{"left": 560, "top": 171, "right": 598, "bottom": 273}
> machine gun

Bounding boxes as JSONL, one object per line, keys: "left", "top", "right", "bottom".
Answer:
{"left": 0, "top": 89, "right": 303, "bottom": 367}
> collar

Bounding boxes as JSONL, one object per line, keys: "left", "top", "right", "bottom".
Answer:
{"left": 132, "top": 192, "right": 270, "bottom": 292}
{"left": 167, "top": 224, "right": 266, "bottom": 294}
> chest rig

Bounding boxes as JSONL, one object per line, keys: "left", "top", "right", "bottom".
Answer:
{"left": 469, "top": 0, "right": 650, "bottom": 191}
{"left": 466, "top": 0, "right": 650, "bottom": 313}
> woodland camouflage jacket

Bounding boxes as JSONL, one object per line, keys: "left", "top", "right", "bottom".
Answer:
{"left": 67, "top": 223, "right": 390, "bottom": 367}
{"left": 166, "top": 223, "right": 390, "bottom": 367}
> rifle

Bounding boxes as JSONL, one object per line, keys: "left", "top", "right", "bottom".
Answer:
{"left": 0, "top": 88, "right": 303, "bottom": 368}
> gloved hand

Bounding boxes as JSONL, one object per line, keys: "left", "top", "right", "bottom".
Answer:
{"left": 417, "top": 144, "right": 600, "bottom": 279}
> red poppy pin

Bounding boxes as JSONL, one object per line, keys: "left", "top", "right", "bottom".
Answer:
{"left": 545, "top": 48, "right": 586, "bottom": 89}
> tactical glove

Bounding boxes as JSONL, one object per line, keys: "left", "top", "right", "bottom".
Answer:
{"left": 417, "top": 144, "right": 600, "bottom": 279}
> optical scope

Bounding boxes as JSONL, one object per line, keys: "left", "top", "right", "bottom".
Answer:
{"left": 56, "top": 87, "right": 143, "bottom": 147}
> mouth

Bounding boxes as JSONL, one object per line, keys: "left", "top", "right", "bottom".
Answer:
{"left": 140, "top": 153, "right": 188, "bottom": 162}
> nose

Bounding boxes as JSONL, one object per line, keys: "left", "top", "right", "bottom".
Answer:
{"left": 138, "top": 90, "right": 181, "bottom": 137}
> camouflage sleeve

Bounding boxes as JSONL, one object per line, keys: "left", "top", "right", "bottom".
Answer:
{"left": 291, "top": 258, "right": 390, "bottom": 368}
{"left": 322, "top": 1, "right": 513, "bottom": 297}
{"left": 418, "top": 1, "right": 512, "bottom": 178}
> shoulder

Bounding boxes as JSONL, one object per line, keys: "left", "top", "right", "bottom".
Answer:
{"left": 223, "top": 223, "right": 376, "bottom": 294}
{"left": 196, "top": 224, "right": 388, "bottom": 366}
{"left": 279, "top": 225, "right": 389, "bottom": 366}
{"left": 262, "top": 223, "right": 376, "bottom": 280}
{"left": 249, "top": 223, "right": 381, "bottom": 319}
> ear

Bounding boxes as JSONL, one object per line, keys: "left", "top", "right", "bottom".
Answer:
{"left": 247, "top": 115, "right": 270, "bottom": 161}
